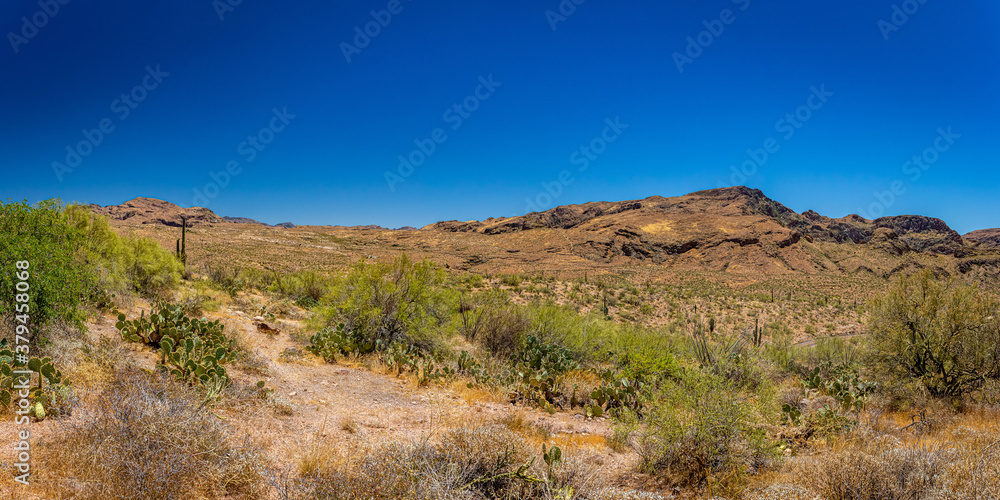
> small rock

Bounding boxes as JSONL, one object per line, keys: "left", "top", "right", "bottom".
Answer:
{"left": 234, "top": 311, "right": 245, "bottom": 316}
{"left": 252, "top": 316, "right": 265, "bottom": 322}
{"left": 289, "top": 392, "right": 297, "bottom": 396}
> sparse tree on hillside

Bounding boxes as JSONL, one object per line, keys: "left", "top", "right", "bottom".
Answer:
{"left": 868, "top": 270, "right": 1000, "bottom": 399}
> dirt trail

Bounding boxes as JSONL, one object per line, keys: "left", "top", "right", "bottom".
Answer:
{"left": 212, "top": 308, "right": 635, "bottom": 474}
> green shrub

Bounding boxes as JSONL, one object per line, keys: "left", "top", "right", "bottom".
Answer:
{"left": 868, "top": 270, "right": 1000, "bottom": 400}
{"left": 636, "top": 368, "right": 777, "bottom": 492}
{"left": 269, "top": 269, "right": 335, "bottom": 303}
{"left": 0, "top": 200, "right": 88, "bottom": 327}
{"left": 66, "top": 205, "right": 181, "bottom": 297}
{"left": 458, "top": 291, "right": 531, "bottom": 357}
{"left": 315, "top": 255, "right": 449, "bottom": 352}
{"left": 526, "top": 301, "right": 618, "bottom": 364}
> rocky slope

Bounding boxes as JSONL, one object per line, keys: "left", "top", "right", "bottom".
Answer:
{"left": 965, "top": 228, "right": 1000, "bottom": 248}
{"left": 427, "top": 187, "right": 980, "bottom": 273}
{"left": 90, "top": 197, "right": 223, "bottom": 227}
{"left": 90, "top": 188, "right": 999, "bottom": 280}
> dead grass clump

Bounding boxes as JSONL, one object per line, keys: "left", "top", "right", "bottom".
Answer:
{"left": 75, "top": 335, "right": 133, "bottom": 389}
{"left": 806, "top": 442, "right": 952, "bottom": 499}
{"left": 934, "top": 425, "right": 1000, "bottom": 499}
{"left": 296, "top": 424, "right": 604, "bottom": 499}
{"left": 37, "top": 368, "right": 268, "bottom": 499}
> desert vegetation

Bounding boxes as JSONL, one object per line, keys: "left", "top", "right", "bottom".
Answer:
{"left": 1, "top": 199, "right": 999, "bottom": 499}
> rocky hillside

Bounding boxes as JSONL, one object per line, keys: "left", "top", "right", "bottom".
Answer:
{"left": 90, "top": 188, "right": 999, "bottom": 281}
{"left": 965, "top": 228, "right": 1000, "bottom": 248}
{"left": 90, "top": 197, "right": 223, "bottom": 227}
{"left": 427, "top": 186, "right": 989, "bottom": 274}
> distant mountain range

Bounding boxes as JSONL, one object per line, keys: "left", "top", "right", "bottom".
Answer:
{"left": 88, "top": 188, "right": 1000, "bottom": 278}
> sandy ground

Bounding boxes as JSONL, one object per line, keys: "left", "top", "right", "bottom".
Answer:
{"left": 0, "top": 306, "right": 640, "bottom": 498}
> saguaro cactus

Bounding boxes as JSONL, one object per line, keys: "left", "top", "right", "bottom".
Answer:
{"left": 176, "top": 216, "right": 187, "bottom": 264}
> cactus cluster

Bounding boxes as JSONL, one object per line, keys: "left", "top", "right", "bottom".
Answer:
{"left": 803, "top": 362, "right": 877, "bottom": 413}
{"left": 382, "top": 341, "right": 454, "bottom": 386}
{"left": 0, "top": 338, "right": 74, "bottom": 419}
{"left": 115, "top": 302, "right": 235, "bottom": 402}
{"left": 583, "top": 369, "right": 646, "bottom": 418}
{"left": 116, "top": 301, "right": 227, "bottom": 347}
{"left": 307, "top": 322, "right": 379, "bottom": 362}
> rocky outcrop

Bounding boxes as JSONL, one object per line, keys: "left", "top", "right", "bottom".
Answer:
{"left": 90, "top": 197, "right": 223, "bottom": 227}
{"left": 965, "top": 229, "right": 1000, "bottom": 248}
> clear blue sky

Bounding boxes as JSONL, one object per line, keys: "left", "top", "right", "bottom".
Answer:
{"left": 2, "top": 1, "right": 997, "bottom": 233}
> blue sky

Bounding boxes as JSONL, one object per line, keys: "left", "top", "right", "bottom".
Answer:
{"left": 1, "top": 0, "right": 997, "bottom": 233}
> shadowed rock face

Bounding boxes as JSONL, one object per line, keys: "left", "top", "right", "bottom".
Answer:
{"left": 424, "top": 186, "right": 974, "bottom": 270}
{"left": 965, "top": 228, "right": 1000, "bottom": 248}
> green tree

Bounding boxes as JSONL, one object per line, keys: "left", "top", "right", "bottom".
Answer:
{"left": 869, "top": 270, "right": 1000, "bottom": 399}
{"left": 0, "top": 199, "right": 88, "bottom": 328}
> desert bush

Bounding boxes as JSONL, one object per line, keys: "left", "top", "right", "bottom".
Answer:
{"left": 176, "top": 280, "right": 223, "bottom": 316}
{"left": 458, "top": 291, "right": 531, "bottom": 357}
{"left": 0, "top": 200, "right": 89, "bottom": 328}
{"left": 66, "top": 205, "right": 182, "bottom": 298}
{"left": 315, "top": 255, "right": 449, "bottom": 352}
{"left": 635, "top": 368, "right": 777, "bottom": 492}
{"left": 270, "top": 269, "right": 336, "bottom": 304}
{"left": 38, "top": 368, "right": 267, "bottom": 499}
{"left": 296, "top": 424, "right": 602, "bottom": 499}
{"left": 805, "top": 439, "right": 952, "bottom": 500}
{"left": 526, "top": 301, "right": 620, "bottom": 364}
{"left": 868, "top": 270, "right": 1000, "bottom": 400}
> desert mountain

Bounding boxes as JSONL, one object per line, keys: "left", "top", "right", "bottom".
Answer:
{"left": 427, "top": 187, "right": 981, "bottom": 274}
{"left": 90, "top": 197, "right": 223, "bottom": 227}
{"left": 964, "top": 228, "right": 1000, "bottom": 248}
{"left": 90, "top": 188, "right": 1000, "bottom": 281}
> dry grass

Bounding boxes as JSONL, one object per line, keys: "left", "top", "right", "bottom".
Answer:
{"left": 761, "top": 407, "right": 1000, "bottom": 500}
{"left": 287, "top": 421, "right": 609, "bottom": 500}
{"left": 35, "top": 368, "right": 269, "bottom": 499}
